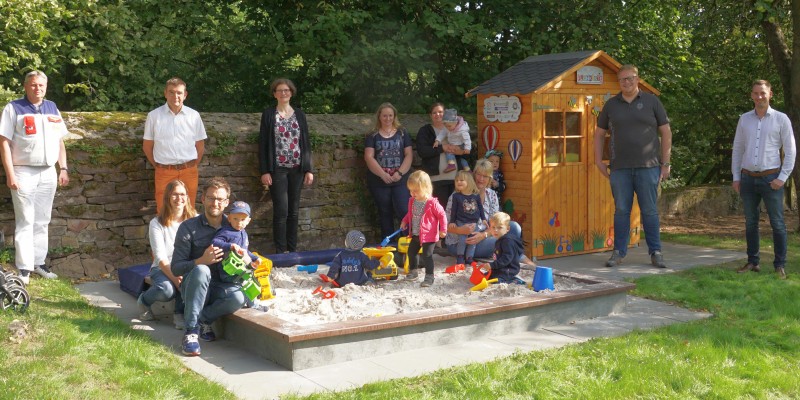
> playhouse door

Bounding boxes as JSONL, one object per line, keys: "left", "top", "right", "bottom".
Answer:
{"left": 586, "top": 97, "right": 641, "bottom": 252}
{"left": 538, "top": 94, "right": 588, "bottom": 257}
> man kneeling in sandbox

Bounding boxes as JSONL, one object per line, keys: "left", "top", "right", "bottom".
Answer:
{"left": 171, "top": 177, "right": 247, "bottom": 357}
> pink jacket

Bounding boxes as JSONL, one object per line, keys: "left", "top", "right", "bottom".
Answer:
{"left": 402, "top": 197, "right": 448, "bottom": 244}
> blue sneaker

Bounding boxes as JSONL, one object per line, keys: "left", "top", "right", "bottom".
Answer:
{"left": 182, "top": 328, "right": 201, "bottom": 356}
{"left": 199, "top": 322, "right": 216, "bottom": 342}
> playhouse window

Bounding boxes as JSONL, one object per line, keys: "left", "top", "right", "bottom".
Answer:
{"left": 544, "top": 111, "right": 582, "bottom": 164}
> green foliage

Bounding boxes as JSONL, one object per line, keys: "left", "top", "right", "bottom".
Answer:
{"left": 65, "top": 139, "right": 140, "bottom": 165}
{"left": 207, "top": 131, "right": 239, "bottom": 158}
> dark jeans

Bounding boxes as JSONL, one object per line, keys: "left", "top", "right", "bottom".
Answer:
{"left": 407, "top": 236, "right": 436, "bottom": 275}
{"left": 367, "top": 177, "right": 410, "bottom": 239}
{"left": 271, "top": 166, "right": 304, "bottom": 252}
{"left": 740, "top": 172, "right": 787, "bottom": 268}
{"left": 609, "top": 166, "right": 661, "bottom": 257}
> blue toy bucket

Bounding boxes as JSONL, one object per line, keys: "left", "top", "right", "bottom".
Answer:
{"left": 532, "top": 266, "right": 554, "bottom": 292}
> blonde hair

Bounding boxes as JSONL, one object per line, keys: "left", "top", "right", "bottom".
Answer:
{"left": 407, "top": 170, "right": 433, "bottom": 198}
{"left": 618, "top": 64, "right": 638, "bottom": 76}
{"left": 473, "top": 159, "right": 494, "bottom": 177}
{"left": 455, "top": 170, "right": 478, "bottom": 195}
{"left": 372, "top": 102, "right": 401, "bottom": 133}
{"left": 490, "top": 212, "right": 511, "bottom": 229}
{"left": 158, "top": 180, "right": 198, "bottom": 226}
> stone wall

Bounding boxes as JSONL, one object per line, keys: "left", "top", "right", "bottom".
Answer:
{"left": 0, "top": 112, "right": 430, "bottom": 278}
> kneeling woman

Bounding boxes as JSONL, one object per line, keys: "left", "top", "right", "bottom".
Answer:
{"left": 138, "top": 180, "right": 197, "bottom": 328}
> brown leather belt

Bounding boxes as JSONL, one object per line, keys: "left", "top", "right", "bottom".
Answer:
{"left": 156, "top": 160, "right": 197, "bottom": 170}
{"left": 741, "top": 168, "right": 780, "bottom": 177}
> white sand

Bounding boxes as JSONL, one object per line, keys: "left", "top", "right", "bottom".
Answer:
{"left": 254, "top": 255, "right": 584, "bottom": 327}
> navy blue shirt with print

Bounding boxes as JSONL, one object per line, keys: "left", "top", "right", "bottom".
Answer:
{"left": 365, "top": 129, "right": 412, "bottom": 184}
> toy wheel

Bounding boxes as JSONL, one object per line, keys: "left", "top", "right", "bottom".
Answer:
{"left": 1, "top": 285, "right": 30, "bottom": 313}
{"left": 3, "top": 274, "right": 25, "bottom": 288}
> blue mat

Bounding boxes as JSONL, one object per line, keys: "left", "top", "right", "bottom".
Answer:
{"left": 118, "top": 263, "right": 150, "bottom": 297}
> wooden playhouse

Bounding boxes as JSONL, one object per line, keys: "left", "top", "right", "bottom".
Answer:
{"left": 466, "top": 50, "right": 662, "bottom": 259}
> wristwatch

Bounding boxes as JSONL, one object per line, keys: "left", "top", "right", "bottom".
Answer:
{"left": 661, "top": 162, "right": 671, "bottom": 167}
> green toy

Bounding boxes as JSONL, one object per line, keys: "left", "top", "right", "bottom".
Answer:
{"left": 222, "top": 248, "right": 261, "bottom": 301}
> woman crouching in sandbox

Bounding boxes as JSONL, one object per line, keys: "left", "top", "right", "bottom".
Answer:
{"left": 400, "top": 171, "right": 447, "bottom": 287}
{"left": 444, "top": 159, "right": 536, "bottom": 266}
{"left": 138, "top": 179, "right": 197, "bottom": 327}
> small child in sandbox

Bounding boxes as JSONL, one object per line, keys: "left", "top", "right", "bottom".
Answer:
{"left": 484, "top": 149, "right": 506, "bottom": 196}
{"left": 326, "top": 230, "right": 384, "bottom": 286}
{"left": 213, "top": 201, "right": 260, "bottom": 281}
{"left": 400, "top": 170, "right": 447, "bottom": 287}
{"left": 483, "top": 212, "right": 525, "bottom": 284}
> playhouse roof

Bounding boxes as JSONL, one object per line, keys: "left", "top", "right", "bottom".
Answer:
{"left": 465, "top": 50, "right": 660, "bottom": 97}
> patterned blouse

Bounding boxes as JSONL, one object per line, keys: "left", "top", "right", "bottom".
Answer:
{"left": 274, "top": 112, "right": 302, "bottom": 168}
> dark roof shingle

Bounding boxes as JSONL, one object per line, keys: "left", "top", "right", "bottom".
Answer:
{"left": 466, "top": 50, "right": 599, "bottom": 96}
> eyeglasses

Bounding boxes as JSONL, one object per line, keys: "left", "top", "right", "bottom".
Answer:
{"left": 619, "top": 75, "right": 638, "bottom": 83}
{"left": 206, "top": 196, "right": 229, "bottom": 203}
{"left": 475, "top": 173, "right": 492, "bottom": 180}
{"left": 170, "top": 193, "right": 187, "bottom": 199}
{"left": 274, "top": 89, "right": 291, "bottom": 94}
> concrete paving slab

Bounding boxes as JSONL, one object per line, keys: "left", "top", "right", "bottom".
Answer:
{"left": 490, "top": 329, "right": 583, "bottom": 351}
{"left": 543, "top": 318, "right": 633, "bottom": 340}
{"left": 295, "top": 359, "right": 398, "bottom": 392}
{"left": 541, "top": 242, "right": 744, "bottom": 281}
{"left": 76, "top": 240, "right": 722, "bottom": 399}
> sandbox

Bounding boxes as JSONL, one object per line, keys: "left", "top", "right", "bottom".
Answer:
{"left": 221, "top": 265, "right": 634, "bottom": 370}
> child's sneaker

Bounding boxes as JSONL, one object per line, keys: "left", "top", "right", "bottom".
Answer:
{"left": 421, "top": 275, "right": 434, "bottom": 287}
{"left": 406, "top": 269, "right": 419, "bottom": 280}
{"left": 199, "top": 322, "right": 216, "bottom": 342}
{"left": 443, "top": 163, "right": 456, "bottom": 173}
{"left": 33, "top": 265, "right": 58, "bottom": 279}
{"left": 137, "top": 295, "right": 154, "bottom": 321}
{"left": 173, "top": 313, "right": 185, "bottom": 330}
{"left": 182, "top": 328, "right": 201, "bottom": 356}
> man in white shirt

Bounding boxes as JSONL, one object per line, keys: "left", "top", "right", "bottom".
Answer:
{"left": 0, "top": 71, "right": 70, "bottom": 284}
{"left": 731, "top": 79, "right": 796, "bottom": 279}
{"left": 143, "top": 77, "right": 207, "bottom": 213}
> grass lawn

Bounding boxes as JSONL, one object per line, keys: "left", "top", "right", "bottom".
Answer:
{"left": 1, "top": 232, "right": 797, "bottom": 399}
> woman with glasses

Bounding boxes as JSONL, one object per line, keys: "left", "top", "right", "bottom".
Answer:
{"left": 258, "top": 78, "right": 314, "bottom": 253}
{"left": 445, "top": 159, "right": 535, "bottom": 265}
{"left": 364, "top": 102, "right": 413, "bottom": 240}
{"left": 138, "top": 179, "right": 197, "bottom": 328}
{"left": 415, "top": 102, "right": 460, "bottom": 209}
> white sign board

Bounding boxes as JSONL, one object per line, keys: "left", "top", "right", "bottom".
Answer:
{"left": 483, "top": 95, "right": 521, "bottom": 122}
{"left": 577, "top": 66, "right": 603, "bottom": 85}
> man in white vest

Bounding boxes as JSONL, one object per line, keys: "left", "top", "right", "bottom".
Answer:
{"left": 0, "top": 71, "right": 70, "bottom": 284}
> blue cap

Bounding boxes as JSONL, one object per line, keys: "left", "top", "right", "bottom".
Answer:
{"left": 229, "top": 201, "right": 251, "bottom": 216}
{"left": 443, "top": 108, "right": 458, "bottom": 122}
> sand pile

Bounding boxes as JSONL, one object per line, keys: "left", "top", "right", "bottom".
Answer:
{"left": 255, "top": 255, "right": 584, "bottom": 327}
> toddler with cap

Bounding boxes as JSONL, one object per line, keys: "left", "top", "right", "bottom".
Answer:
{"left": 213, "top": 200, "right": 260, "bottom": 282}
{"left": 434, "top": 108, "right": 471, "bottom": 172}
{"left": 326, "top": 230, "right": 384, "bottom": 286}
{"left": 484, "top": 149, "right": 506, "bottom": 195}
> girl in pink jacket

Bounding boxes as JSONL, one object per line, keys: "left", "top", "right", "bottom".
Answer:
{"left": 401, "top": 171, "right": 448, "bottom": 287}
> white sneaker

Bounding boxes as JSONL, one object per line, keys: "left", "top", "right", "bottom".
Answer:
{"left": 18, "top": 271, "right": 30, "bottom": 285}
{"left": 173, "top": 314, "right": 185, "bottom": 330}
{"left": 33, "top": 265, "right": 58, "bottom": 279}
{"left": 137, "top": 295, "right": 154, "bottom": 321}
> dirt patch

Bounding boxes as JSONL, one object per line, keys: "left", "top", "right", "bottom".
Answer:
{"left": 662, "top": 210, "right": 799, "bottom": 238}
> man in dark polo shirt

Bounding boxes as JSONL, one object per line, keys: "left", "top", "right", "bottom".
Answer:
{"left": 592, "top": 64, "right": 672, "bottom": 269}
{"left": 171, "top": 177, "right": 246, "bottom": 356}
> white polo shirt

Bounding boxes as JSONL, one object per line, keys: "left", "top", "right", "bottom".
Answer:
{"left": 143, "top": 103, "right": 207, "bottom": 165}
